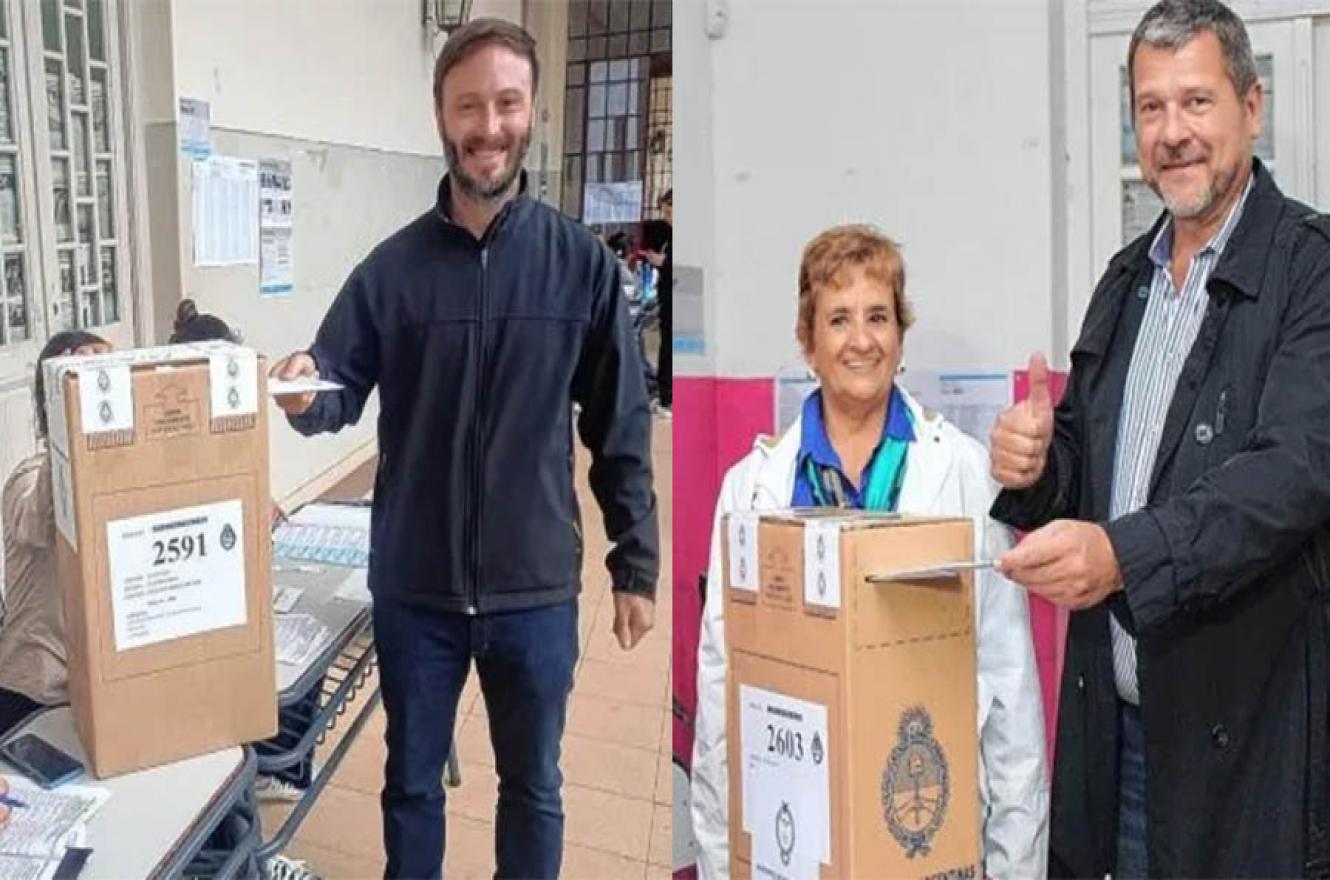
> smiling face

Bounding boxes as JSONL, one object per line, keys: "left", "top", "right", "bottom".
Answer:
{"left": 803, "top": 267, "right": 902, "bottom": 415}
{"left": 435, "top": 43, "right": 535, "bottom": 202}
{"left": 1132, "top": 29, "right": 1261, "bottom": 223}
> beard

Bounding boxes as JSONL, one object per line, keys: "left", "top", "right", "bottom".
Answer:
{"left": 1146, "top": 149, "right": 1239, "bottom": 221}
{"left": 443, "top": 124, "right": 532, "bottom": 203}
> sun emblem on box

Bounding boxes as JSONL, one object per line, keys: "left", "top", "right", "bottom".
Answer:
{"left": 881, "top": 706, "right": 949, "bottom": 858}
{"left": 775, "top": 800, "right": 796, "bottom": 866}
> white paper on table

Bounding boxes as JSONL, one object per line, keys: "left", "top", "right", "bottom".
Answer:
{"left": 727, "top": 512, "right": 759, "bottom": 592}
{"left": 803, "top": 520, "right": 841, "bottom": 609}
{"left": 0, "top": 778, "right": 108, "bottom": 860}
{"left": 0, "top": 853, "right": 59, "bottom": 880}
{"left": 273, "top": 585, "right": 304, "bottom": 613}
{"left": 738, "top": 685, "right": 830, "bottom": 863}
{"left": 332, "top": 568, "right": 372, "bottom": 605}
{"left": 275, "top": 612, "right": 332, "bottom": 667}
{"left": 287, "top": 503, "right": 369, "bottom": 530}
{"left": 105, "top": 499, "right": 248, "bottom": 651}
{"left": 273, "top": 507, "right": 369, "bottom": 568}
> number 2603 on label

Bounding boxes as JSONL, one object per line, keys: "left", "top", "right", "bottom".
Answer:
{"left": 767, "top": 723, "right": 805, "bottom": 762}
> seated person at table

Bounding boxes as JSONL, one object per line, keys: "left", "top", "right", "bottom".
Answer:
{"left": 0, "top": 332, "right": 110, "bottom": 737}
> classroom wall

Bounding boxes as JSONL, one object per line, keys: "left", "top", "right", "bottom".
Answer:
{"left": 677, "top": 0, "right": 1059, "bottom": 383}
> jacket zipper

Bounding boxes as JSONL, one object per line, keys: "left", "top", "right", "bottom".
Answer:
{"left": 468, "top": 245, "right": 490, "bottom": 615}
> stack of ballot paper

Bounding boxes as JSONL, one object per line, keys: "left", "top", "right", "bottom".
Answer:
{"left": 272, "top": 503, "right": 370, "bottom": 568}
{"left": 0, "top": 779, "right": 109, "bottom": 880}
{"left": 274, "top": 613, "right": 333, "bottom": 668}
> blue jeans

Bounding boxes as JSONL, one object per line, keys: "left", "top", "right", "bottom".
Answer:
{"left": 1116, "top": 701, "right": 1148, "bottom": 878}
{"left": 373, "top": 596, "right": 578, "bottom": 880}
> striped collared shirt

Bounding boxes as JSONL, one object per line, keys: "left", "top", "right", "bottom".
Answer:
{"left": 1109, "top": 173, "right": 1254, "bottom": 705}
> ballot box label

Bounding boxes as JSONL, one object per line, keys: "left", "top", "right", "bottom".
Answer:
{"left": 739, "top": 684, "right": 831, "bottom": 869}
{"left": 803, "top": 520, "right": 842, "bottom": 611}
{"left": 728, "top": 512, "right": 759, "bottom": 592}
{"left": 52, "top": 447, "right": 77, "bottom": 548}
{"left": 106, "top": 499, "right": 248, "bottom": 651}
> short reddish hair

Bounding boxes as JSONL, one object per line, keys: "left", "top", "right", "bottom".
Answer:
{"left": 797, "top": 224, "right": 914, "bottom": 352}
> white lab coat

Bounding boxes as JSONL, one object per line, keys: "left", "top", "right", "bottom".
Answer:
{"left": 690, "top": 387, "right": 1049, "bottom": 879}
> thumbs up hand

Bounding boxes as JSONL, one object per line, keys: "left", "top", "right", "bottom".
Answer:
{"left": 990, "top": 353, "right": 1056, "bottom": 489}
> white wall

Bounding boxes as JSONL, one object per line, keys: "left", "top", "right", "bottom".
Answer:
{"left": 170, "top": 0, "right": 523, "bottom": 156}
{"left": 673, "top": 0, "right": 717, "bottom": 376}
{"left": 678, "top": 0, "right": 1059, "bottom": 379}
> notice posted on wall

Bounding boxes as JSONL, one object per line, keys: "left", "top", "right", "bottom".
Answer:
{"left": 739, "top": 684, "right": 831, "bottom": 876}
{"left": 582, "top": 180, "right": 643, "bottom": 226}
{"left": 105, "top": 499, "right": 248, "bottom": 651}
{"left": 192, "top": 156, "right": 259, "bottom": 267}
{"left": 259, "top": 158, "right": 293, "bottom": 297}
{"left": 902, "top": 369, "right": 1013, "bottom": 450}
{"left": 179, "top": 97, "right": 211, "bottom": 159}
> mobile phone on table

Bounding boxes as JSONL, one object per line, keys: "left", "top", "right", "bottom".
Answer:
{"left": 0, "top": 733, "right": 85, "bottom": 788}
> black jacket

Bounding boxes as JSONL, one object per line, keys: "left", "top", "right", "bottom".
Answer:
{"left": 291, "top": 176, "right": 659, "bottom": 613}
{"left": 993, "top": 161, "right": 1330, "bottom": 877}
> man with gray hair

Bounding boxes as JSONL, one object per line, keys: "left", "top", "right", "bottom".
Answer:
{"left": 988, "top": 0, "right": 1330, "bottom": 875}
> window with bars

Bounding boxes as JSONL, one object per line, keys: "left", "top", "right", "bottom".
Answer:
{"left": 0, "top": 2, "right": 29, "bottom": 346}
{"left": 0, "top": 0, "right": 127, "bottom": 352}
{"left": 43, "top": 0, "right": 120, "bottom": 332}
{"left": 562, "top": 0, "right": 670, "bottom": 229}
{"left": 643, "top": 70, "right": 670, "bottom": 220}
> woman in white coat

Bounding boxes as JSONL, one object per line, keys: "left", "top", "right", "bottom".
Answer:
{"left": 690, "top": 225, "right": 1049, "bottom": 879}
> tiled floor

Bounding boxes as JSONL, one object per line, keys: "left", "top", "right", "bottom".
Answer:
{"left": 263, "top": 415, "right": 673, "bottom": 879}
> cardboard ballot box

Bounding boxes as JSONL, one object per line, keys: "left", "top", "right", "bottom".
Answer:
{"left": 44, "top": 343, "right": 276, "bottom": 777}
{"left": 723, "top": 510, "right": 980, "bottom": 880}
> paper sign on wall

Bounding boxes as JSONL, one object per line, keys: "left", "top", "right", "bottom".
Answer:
{"left": 259, "top": 158, "right": 293, "bottom": 297}
{"left": 727, "top": 512, "right": 759, "bottom": 592}
{"left": 582, "top": 180, "right": 643, "bottom": 225}
{"left": 739, "top": 684, "right": 831, "bottom": 869}
{"left": 106, "top": 499, "right": 248, "bottom": 651}
{"left": 192, "top": 156, "right": 259, "bottom": 267}
{"left": 804, "top": 520, "right": 841, "bottom": 610}
{"left": 179, "top": 97, "right": 211, "bottom": 158}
